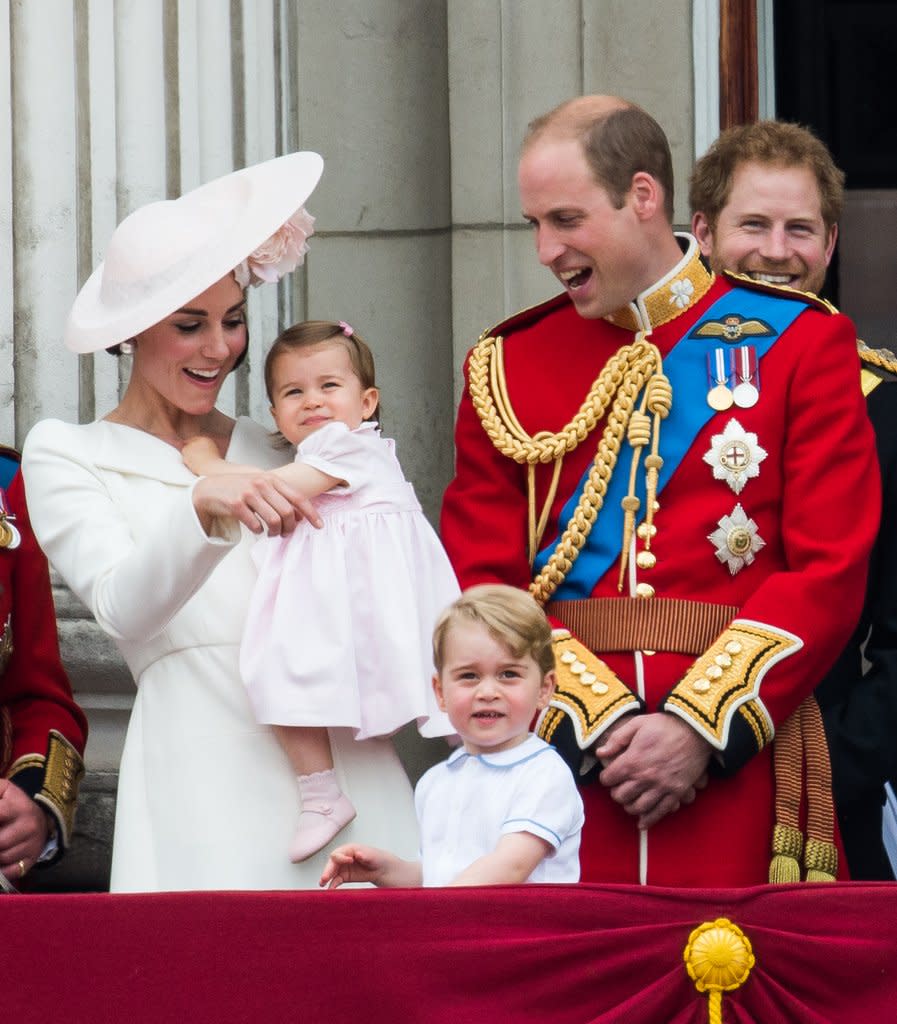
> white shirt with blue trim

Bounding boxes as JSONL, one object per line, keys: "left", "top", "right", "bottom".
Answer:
{"left": 415, "top": 734, "right": 584, "bottom": 886}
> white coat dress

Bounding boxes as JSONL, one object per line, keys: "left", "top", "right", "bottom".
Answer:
{"left": 22, "top": 416, "right": 420, "bottom": 892}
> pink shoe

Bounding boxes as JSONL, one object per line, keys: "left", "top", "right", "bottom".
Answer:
{"left": 290, "top": 772, "right": 357, "bottom": 862}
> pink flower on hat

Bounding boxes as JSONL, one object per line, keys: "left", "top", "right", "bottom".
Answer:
{"left": 234, "top": 207, "right": 315, "bottom": 288}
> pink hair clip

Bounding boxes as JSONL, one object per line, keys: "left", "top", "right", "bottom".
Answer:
{"left": 338, "top": 320, "right": 353, "bottom": 336}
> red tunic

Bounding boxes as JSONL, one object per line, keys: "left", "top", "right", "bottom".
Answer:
{"left": 0, "top": 451, "right": 87, "bottom": 852}
{"left": 442, "top": 257, "right": 879, "bottom": 886}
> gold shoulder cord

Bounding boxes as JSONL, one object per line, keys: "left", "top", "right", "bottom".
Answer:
{"left": 469, "top": 330, "right": 670, "bottom": 604}
{"left": 858, "top": 341, "right": 897, "bottom": 396}
{"left": 858, "top": 340, "right": 897, "bottom": 375}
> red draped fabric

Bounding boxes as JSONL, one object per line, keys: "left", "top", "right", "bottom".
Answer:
{"left": 8, "top": 883, "right": 896, "bottom": 1022}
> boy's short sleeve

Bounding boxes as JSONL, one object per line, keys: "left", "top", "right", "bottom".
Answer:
{"left": 501, "top": 749, "right": 585, "bottom": 851}
{"left": 415, "top": 740, "right": 584, "bottom": 885}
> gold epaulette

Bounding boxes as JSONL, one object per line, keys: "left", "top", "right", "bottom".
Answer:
{"left": 663, "top": 620, "right": 802, "bottom": 752}
{"left": 858, "top": 342, "right": 897, "bottom": 396}
{"left": 537, "top": 630, "right": 640, "bottom": 750}
{"left": 861, "top": 368, "right": 881, "bottom": 397}
{"left": 722, "top": 270, "right": 838, "bottom": 314}
{"left": 858, "top": 340, "right": 897, "bottom": 375}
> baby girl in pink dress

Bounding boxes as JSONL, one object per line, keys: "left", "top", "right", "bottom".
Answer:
{"left": 183, "top": 320, "right": 458, "bottom": 861}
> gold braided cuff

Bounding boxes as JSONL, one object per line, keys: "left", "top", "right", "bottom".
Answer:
{"left": 540, "top": 630, "right": 641, "bottom": 750}
{"left": 736, "top": 700, "right": 774, "bottom": 751}
{"left": 663, "top": 620, "right": 801, "bottom": 751}
{"left": 33, "top": 731, "right": 84, "bottom": 847}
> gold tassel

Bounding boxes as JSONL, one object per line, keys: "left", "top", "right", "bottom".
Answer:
{"left": 641, "top": 373, "right": 671, "bottom": 540}
{"left": 617, "top": 409, "right": 651, "bottom": 590}
{"left": 768, "top": 824, "right": 803, "bottom": 884}
{"left": 617, "top": 496, "right": 641, "bottom": 591}
{"left": 800, "top": 697, "right": 838, "bottom": 882}
{"left": 769, "top": 709, "right": 804, "bottom": 883}
{"left": 804, "top": 838, "right": 838, "bottom": 883}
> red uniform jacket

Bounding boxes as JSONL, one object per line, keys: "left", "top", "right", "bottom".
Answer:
{"left": 0, "top": 449, "right": 87, "bottom": 854}
{"left": 442, "top": 247, "right": 879, "bottom": 886}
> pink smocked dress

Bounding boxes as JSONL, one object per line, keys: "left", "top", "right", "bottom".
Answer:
{"left": 240, "top": 421, "right": 458, "bottom": 740}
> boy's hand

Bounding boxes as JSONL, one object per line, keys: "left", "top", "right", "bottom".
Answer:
{"left": 319, "top": 844, "right": 386, "bottom": 889}
{"left": 319, "top": 843, "right": 422, "bottom": 889}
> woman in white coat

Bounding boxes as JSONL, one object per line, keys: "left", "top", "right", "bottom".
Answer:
{"left": 22, "top": 153, "right": 420, "bottom": 892}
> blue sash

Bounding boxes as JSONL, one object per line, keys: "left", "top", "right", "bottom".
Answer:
{"left": 0, "top": 451, "right": 19, "bottom": 490}
{"left": 533, "top": 287, "right": 808, "bottom": 598}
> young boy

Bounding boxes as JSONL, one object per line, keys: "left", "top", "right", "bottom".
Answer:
{"left": 319, "top": 584, "right": 584, "bottom": 887}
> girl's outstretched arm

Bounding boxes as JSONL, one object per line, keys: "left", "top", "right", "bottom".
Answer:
{"left": 182, "top": 435, "right": 341, "bottom": 499}
{"left": 449, "top": 832, "right": 551, "bottom": 886}
{"left": 182, "top": 437, "right": 324, "bottom": 535}
{"left": 320, "top": 843, "right": 423, "bottom": 889}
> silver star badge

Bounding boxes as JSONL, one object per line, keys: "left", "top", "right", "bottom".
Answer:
{"left": 708, "top": 503, "right": 765, "bottom": 575}
{"left": 702, "top": 418, "right": 767, "bottom": 495}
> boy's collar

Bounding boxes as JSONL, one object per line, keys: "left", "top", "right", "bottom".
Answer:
{"left": 447, "top": 733, "right": 546, "bottom": 767}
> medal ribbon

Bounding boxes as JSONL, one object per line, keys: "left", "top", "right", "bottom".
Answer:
{"left": 534, "top": 287, "right": 809, "bottom": 599}
{"left": 710, "top": 348, "right": 730, "bottom": 387}
{"left": 733, "top": 345, "right": 760, "bottom": 388}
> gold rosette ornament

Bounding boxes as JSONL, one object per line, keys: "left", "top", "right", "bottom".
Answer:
{"left": 684, "top": 918, "right": 755, "bottom": 1024}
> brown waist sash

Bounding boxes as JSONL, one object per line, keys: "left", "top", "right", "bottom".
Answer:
{"left": 544, "top": 597, "right": 739, "bottom": 656}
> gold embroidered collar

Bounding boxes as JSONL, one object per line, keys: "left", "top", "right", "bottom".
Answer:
{"left": 604, "top": 234, "right": 714, "bottom": 333}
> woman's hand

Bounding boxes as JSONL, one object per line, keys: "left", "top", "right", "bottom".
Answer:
{"left": 192, "top": 471, "right": 322, "bottom": 537}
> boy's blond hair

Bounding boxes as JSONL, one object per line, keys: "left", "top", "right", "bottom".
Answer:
{"left": 432, "top": 584, "right": 555, "bottom": 677}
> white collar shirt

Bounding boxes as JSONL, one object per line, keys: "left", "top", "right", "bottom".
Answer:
{"left": 415, "top": 734, "right": 584, "bottom": 886}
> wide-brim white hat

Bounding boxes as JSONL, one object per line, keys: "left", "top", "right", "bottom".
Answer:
{"left": 65, "top": 151, "right": 324, "bottom": 353}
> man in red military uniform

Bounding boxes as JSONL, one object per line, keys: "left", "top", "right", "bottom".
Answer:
{"left": 690, "top": 119, "right": 897, "bottom": 880}
{"left": 0, "top": 446, "right": 87, "bottom": 887}
{"left": 441, "top": 96, "right": 880, "bottom": 885}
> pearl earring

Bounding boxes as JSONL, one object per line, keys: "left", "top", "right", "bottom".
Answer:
{"left": 119, "top": 340, "right": 135, "bottom": 356}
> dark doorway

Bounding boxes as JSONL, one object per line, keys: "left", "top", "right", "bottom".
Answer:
{"left": 774, "top": 0, "right": 897, "bottom": 345}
